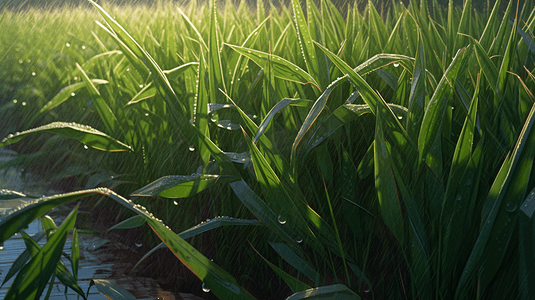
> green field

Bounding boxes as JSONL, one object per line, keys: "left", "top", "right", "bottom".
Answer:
{"left": 1, "top": 0, "right": 535, "bottom": 299}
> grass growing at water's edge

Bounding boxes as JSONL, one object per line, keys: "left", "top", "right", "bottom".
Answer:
{"left": 1, "top": 0, "right": 535, "bottom": 298}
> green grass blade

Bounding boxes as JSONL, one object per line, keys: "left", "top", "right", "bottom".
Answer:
{"left": 314, "top": 41, "right": 416, "bottom": 150}
{"left": 471, "top": 37, "right": 499, "bottom": 92}
{"left": 254, "top": 98, "right": 313, "bottom": 143}
{"left": 406, "top": 31, "right": 427, "bottom": 142}
{"left": 96, "top": 190, "right": 257, "bottom": 299}
{"left": 106, "top": 215, "right": 147, "bottom": 233}
{"left": 390, "top": 162, "right": 431, "bottom": 298}
{"left": 0, "top": 122, "right": 132, "bottom": 152}
{"left": 441, "top": 77, "right": 482, "bottom": 284}
{"left": 269, "top": 242, "right": 320, "bottom": 285}
{"left": 71, "top": 228, "right": 79, "bottom": 281}
{"left": 367, "top": 0, "right": 389, "bottom": 52}
{"left": 134, "top": 216, "right": 261, "bottom": 270}
{"left": 418, "top": 47, "right": 469, "bottom": 172}
{"left": 221, "top": 91, "right": 290, "bottom": 180}
{"left": 20, "top": 230, "right": 86, "bottom": 300}
{"left": 300, "top": 103, "right": 407, "bottom": 159}
{"left": 374, "top": 103, "right": 404, "bottom": 242}
{"left": 93, "top": 21, "right": 149, "bottom": 79}
{"left": 354, "top": 53, "right": 414, "bottom": 76}
{"left": 31, "top": 80, "right": 108, "bottom": 123}
{"left": 177, "top": 8, "right": 208, "bottom": 51}
{"left": 90, "top": 279, "right": 137, "bottom": 300}
{"left": 145, "top": 216, "right": 256, "bottom": 299}
{"left": 90, "top": 0, "right": 187, "bottom": 124}
{"left": 228, "top": 17, "right": 269, "bottom": 97}
{"left": 285, "top": 284, "right": 360, "bottom": 300}
{"left": 323, "top": 182, "right": 351, "bottom": 286}
{"left": 497, "top": 9, "right": 518, "bottom": 94}
{"left": 454, "top": 0, "right": 471, "bottom": 53}
{"left": 229, "top": 179, "right": 302, "bottom": 244}
{"left": 179, "top": 217, "right": 262, "bottom": 239}
{"left": 519, "top": 188, "right": 535, "bottom": 298}
{"left": 163, "top": 61, "right": 200, "bottom": 81}
{"left": 0, "top": 231, "right": 46, "bottom": 288}
{"left": 129, "top": 174, "right": 223, "bottom": 198}
{"left": 291, "top": 75, "right": 348, "bottom": 169}
{"left": 127, "top": 82, "right": 156, "bottom": 105}
{"left": 226, "top": 44, "right": 319, "bottom": 87}
{"left": 208, "top": 0, "right": 226, "bottom": 94}
{"left": 290, "top": 0, "right": 324, "bottom": 89}
{"left": 253, "top": 243, "right": 312, "bottom": 293}
{"left": 478, "top": 0, "right": 502, "bottom": 50}
{"left": 0, "top": 189, "right": 110, "bottom": 244}
{"left": 244, "top": 129, "right": 333, "bottom": 249}
{"left": 76, "top": 63, "right": 122, "bottom": 136}
{"left": 488, "top": 0, "right": 514, "bottom": 55}
{"left": 195, "top": 51, "right": 211, "bottom": 165}
{"left": 4, "top": 205, "right": 77, "bottom": 300}
{"left": 456, "top": 99, "right": 535, "bottom": 296}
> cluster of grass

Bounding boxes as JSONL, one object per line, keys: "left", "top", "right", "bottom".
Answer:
{"left": 1, "top": 0, "right": 535, "bottom": 299}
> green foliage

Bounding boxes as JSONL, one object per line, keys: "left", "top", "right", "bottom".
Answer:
{"left": 1, "top": 0, "right": 535, "bottom": 299}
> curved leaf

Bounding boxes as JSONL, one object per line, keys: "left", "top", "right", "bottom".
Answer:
{"left": 129, "top": 174, "right": 222, "bottom": 198}
{"left": 106, "top": 215, "right": 147, "bottom": 234}
{"left": 0, "top": 122, "right": 132, "bottom": 152}
{"left": 254, "top": 98, "right": 313, "bottom": 143}
{"left": 90, "top": 279, "right": 137, "bottom": 300}
{"left": 4, "top": 205, "right": 77, "bottom": 300}
{"left": 226, "top": 44, "right": 319, "bottom": 88}
{"left": 285, "top": 284, "right": 360, "bottom": 300}
{"left": 0, "top": 188, "right": 110, "bottom": 244}
{"left": 33, "top": 79, "right": 108, "bottom": 121}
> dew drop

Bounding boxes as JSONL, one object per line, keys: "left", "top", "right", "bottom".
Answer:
{"left": 465, "top": 178, "right": 472, "bottom": 186}
{"left": 189, "top": 146, "right": 195, "bottom": 152}
{"left": 173, "top": 201, "right": 178, "bottom": 205}
{"left": 139, "top": 84, "right": 143, "bottom": 88}
{"left": 393, "top": 63, "right": 400, "bottom": 67}
{"left": 22, "top": 102, "right": 26, "bottom": 106}
{"left": 397, "top": 116, "right": 403, "bottom": 120}
{"left": 66, "top": 43, "right": 71, "bottom": 47}
{"left": 505, "top": 202, "right": 517, "bottom": 213}
{"left": 19, "top": 59, "right": 23, "bottom": 64}
{"left": 12, "top": 99, "right": 17, "bottom": 104}
{"left": 84, "top": 145, "right": 89, "bottom": 150}
{"left": 456, "top": 194, "right": 462, "bottom": 201}
{"left": 135, "top": 243, "right": 142, "bottom": 247}
{"left": 296, "top": 238, "right": 303, "bottom": 244}
{"left": 82, "top": 45, "right": 86, "bottom": 50}
{"left": 185, "top": 256, "right": 191, "bottom": 261}
{"left": 32, "top": 72, "right": 36, "bottom": 76}
{"left": 145, "top": 113, "right": 149, "bottom": 117}
{"left": 277, "top": 215, "right": 286, "bottom": 225}
{"left": 71, "top": 92, "right": 76, "bottom": 97}
{"left": 202, "top": 282, "right": 210, "bottom": 292}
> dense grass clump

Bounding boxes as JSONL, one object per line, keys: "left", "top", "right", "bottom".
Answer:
{"left": 1, "top": 0, "right": 535, "bottom": 299}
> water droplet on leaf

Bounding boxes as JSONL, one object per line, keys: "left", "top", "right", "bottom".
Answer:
{"left": 505, "top": 202, "right": 517, "bottom": 212}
